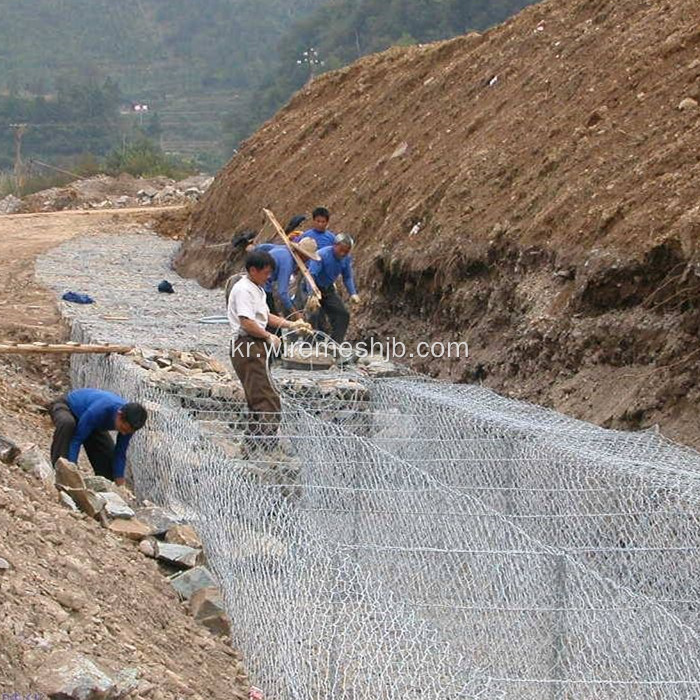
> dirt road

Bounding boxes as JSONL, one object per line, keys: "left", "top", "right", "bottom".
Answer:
{"left": 0, "top": 206, "right": 183, "bottom": 450}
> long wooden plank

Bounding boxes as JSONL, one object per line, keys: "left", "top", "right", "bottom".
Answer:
{"left": 262, "top": 208, "right": 322, "bottom": 302}
{"left": 0, "top": 342, "right": 133, "bottom": 355}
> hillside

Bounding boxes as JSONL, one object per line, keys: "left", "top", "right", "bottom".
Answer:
{"left": 173, "top": 0, "right": 700, "bottom": 446}
{"left": 0, "top": 0, "right": 326, "bottom": 162}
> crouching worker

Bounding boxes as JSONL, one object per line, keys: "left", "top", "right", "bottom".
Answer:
{"left": 49, "top": 389, "right": 148, "bottom": 485}
{"left": 228, "top": 250, "right": 311, "bottom": 455}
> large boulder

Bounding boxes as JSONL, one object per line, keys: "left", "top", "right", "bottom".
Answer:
{"left": 34, "top": 651, "right": 116, "bottom": 699}
{"left": 189, "top": 587, "right": 230, "bottom": 636}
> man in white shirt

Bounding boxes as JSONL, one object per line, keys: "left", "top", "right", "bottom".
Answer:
{"left": 228, "top": 249, "right": 310, "bottom": 455}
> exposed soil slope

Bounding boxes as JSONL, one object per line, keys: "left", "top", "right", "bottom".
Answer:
{"left": 174, "top": 0, "right": 700, "bottom": 446}
{"left": 0, "top": 209, "right": 246, "bottom": 698}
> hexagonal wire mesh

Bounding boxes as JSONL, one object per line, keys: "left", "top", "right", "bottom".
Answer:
{"left": 37, "top": 233, "right": 700, "bottom": 699}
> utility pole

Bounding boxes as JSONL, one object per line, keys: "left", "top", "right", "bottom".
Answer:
{"left": 10, "top": 123, "right": 27, "bottom": 196}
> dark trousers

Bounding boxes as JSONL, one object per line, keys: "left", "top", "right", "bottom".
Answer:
{"left": 49, "top": 398, "right": 115, "bottom": 478}
{"left": 312, "top": 285, "right": 350, "bottom": 343}
{"left": 230, "top": 338, "right": 281, "bottom": 452}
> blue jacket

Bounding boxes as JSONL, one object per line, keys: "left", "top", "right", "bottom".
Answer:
{"left": 300, "top": 228, "right": 336, "bottom": 250}
{"left": 256, "top": 243, "right": 296, "bottom": 312}
{"left": 66, "top": 389, "right": 132, "bottom": 480}
{"left": 309, "top": 245, "right": 357, "bottom": 296}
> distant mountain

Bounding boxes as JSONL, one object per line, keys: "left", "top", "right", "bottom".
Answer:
{"left": 0, "top": 0, "right": 327, "bottom": 165}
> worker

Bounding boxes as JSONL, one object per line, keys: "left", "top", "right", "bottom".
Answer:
{"left": 48, "top": 389, "right": 148, "bottom": 486}
{"left": 308, "top": 233, "right": 360, "bottom": 343}
{"left": 255, "top": 238, "right": 320, "bottom": 317}
{"left": 299, "top": 206, "right": 336, "bottom": 249}
{"left": 228, "top": 249, "right": 311, "bottom": 455}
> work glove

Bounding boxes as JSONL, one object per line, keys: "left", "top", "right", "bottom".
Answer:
{"left": 305, "top": 295, "right": 321, "bottom": 313}
{"left": 267, "top": 333, "right": 282, "bottom": 351}
{"left": 288, "top": 319, "right": 313, "bottom": 335}
{"left": 350, "top": 294, "right": 361, "bottom": 304}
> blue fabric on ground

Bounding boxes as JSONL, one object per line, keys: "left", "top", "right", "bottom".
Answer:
{"left": 62, "top": 291, "right": 94, "bottom": 304}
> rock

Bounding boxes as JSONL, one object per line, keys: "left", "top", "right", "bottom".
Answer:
{"left": 139, "top": 537, "right": 158, "bottom": 557}
{"left": 155, "top": 542, "right": 203, "bottom": 569}
{"left": 0, "top": 193, "right": 22, "bottom": 214}
{"left": 189, "top": 587, "right": 230, "bottom": 636}
{"left": 54, "top": 457, "right": 86, "bottom": 490}
{"left": 133, "top": 506, "right": 181, "bottom": 536}
{"left": 165, "top": 524, "right": 202, "bottom": 549}
{"left": 0, "top": 556, "right": 11, "bottom": 571}
{"left": 114, "top": 667, "right": 142, "bottom": 696}
{"left": 679, "top": 97, "right": 699, "bottom": 111}
{"left": 54, "top": 588, "right": 87, "bottom": 612}
{"left": 17, "top": 445, "right": 55, "bottom": 484}
{"left": 34, "top": 650, "right": 116, "bottom": 699}
{"left": 83, "top": 476, "right": 115, "bottom": 492}
{"left": 390, "top": 141, "right": 409, "bottom": 159}
{"left": 170, "top": 566, "right": 216, "bottom": 600}
{"left": 109, "top": 519, "right": 153, "bottom": 541}
{"left": 59, "top": 491, "right": 80, "bottom": 511}
{"left": 0, "top": 435, "right": 20, "bottom": 464}
{"left": 101, "top": 492, "right": 135, "bottom": 519}
{"left": 62, "top": 487, "right": 107, "bottom": 519}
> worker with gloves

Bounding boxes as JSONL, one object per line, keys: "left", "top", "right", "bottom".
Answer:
{"left": 228, "top": 249, "right": 312, "bottom": 455}
{"left": 308, "top": 233, "right": 360, "bottom": 343}
{"left": 255, "top": 238, "right": 320, "bottom": 317}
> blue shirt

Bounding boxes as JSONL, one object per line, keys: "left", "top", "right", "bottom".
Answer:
{"left": 300, "top": 228, "right": 336, "bottom": 250}
{"left": 256, "top": 243, "right": 297, "bottom": 311}
{"left": 309, "top": 245, "right": 357, "bottom": 296}
{"left": 66, "top": 389, "right": 132, "bottom": 480}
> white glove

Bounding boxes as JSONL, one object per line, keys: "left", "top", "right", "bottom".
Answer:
{"left": 267, "top": 333, "right": 282, "bottom": 351}
{"left": 350, "top": 294, "right": 361, "bottom": 304}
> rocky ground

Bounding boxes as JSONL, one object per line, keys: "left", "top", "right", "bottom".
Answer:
{"left": 171, "top": 0, "right": 700, "bottom": 448}
{"left": 0, "top": 208, "right": 248, "bottom": 699}
{"left": 0, "top": 173, "right": 213, "bottom": 216}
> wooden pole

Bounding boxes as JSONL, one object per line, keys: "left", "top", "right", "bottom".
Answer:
{"left": 11, "top": 123, "right": 27, "bottom": 196}
{"left": 262, "top": 207, "right": 322, "bottom": 302}
{"left": 0, "top": 342, "right": 133, "bottom": 355}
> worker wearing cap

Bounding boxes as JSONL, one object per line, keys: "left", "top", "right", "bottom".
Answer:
{"left": 228, "top": 249, "right": 311, "bottom": 455}
{"left": 299, "top": 206, "right": 336, "bottom": 250}
{"left": 308, "top": 233, "right": 360, "bottom": 343}
{"left": 255, "top": 238, "right": 320, "bottom": 317}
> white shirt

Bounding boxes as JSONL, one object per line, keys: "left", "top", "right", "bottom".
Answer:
{"left": 227, "top": 275, "right": 268, "bottom": 340}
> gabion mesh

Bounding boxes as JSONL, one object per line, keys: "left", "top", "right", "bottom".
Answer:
{"left": 37, "top": 233, "right": 700, "bottom": 699}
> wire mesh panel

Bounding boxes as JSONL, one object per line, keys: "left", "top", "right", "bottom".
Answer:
{"left": 37, "top": 233, "right": 700, "bottom": 699}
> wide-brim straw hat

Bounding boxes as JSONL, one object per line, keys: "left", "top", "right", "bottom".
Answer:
{"left": 291, "top": 237, "right": 321, "bottom": 261}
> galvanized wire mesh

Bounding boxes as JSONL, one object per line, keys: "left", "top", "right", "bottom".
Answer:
{"left": 37, "top": 233, "right": 700, "bottom": 699}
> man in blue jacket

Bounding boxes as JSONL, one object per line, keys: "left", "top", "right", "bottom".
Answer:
{"left": 309, "top": 233, "right": 360, "bottom": 343}
{"left": 49, "top": 388, "right": 148, "bottom": 485}
{"left": 298, "top": 206, "right": 336, "bottom": 250}
{"left": 255, "top": 237, "right": 320, "bottom": 317}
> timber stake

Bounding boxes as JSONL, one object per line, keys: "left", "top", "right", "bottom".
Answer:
{"left": 0, "top": 342, "right": 133, "bottom": 355}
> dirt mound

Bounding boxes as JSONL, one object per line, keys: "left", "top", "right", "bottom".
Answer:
{"left": 175, "top": 0, "right": 700, "bottom": 446}
{"left": 18, "top": 173, "right": 213, "bottom": 213}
